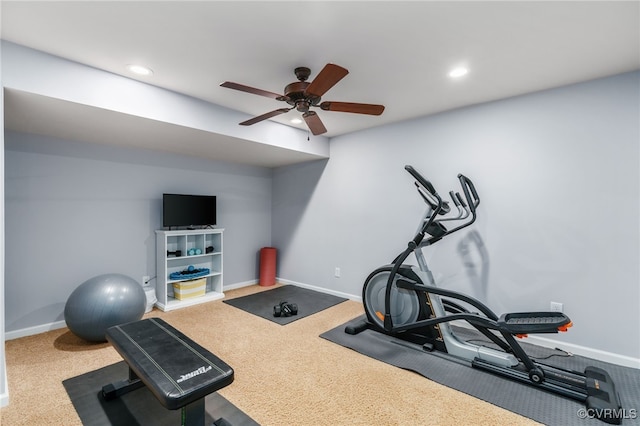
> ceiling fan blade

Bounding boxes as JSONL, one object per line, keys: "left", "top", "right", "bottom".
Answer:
{"left": 320, "top": 101, "right": 385, "bottom": 115}
{"left": 239, "top": 108, "right": 291, "bottom": 126}
{"left": 302, "top": 111, "right": 327, "bottom": 135}
{"left": 304, "top": 64, "right": 349, "bottom": 97}
{"left": 220, "top": 81, "right": 288, "bottom": 101}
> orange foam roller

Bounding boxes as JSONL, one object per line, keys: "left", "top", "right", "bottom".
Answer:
{"left": 259, "top": 247, "right": 277, "bottom": 286}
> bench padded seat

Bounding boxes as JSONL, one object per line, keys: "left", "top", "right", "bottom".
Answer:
{"left": 106, "top": 318, "right": 234, "bottom": 410}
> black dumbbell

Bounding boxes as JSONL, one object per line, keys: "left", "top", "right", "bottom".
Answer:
{"left": 273, "top": 301, "right": 298, "bottom": 317}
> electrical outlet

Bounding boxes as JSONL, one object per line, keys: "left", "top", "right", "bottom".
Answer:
{"left": 550, "top": 301, "right": 563, "bottom": 312}
{"left": 142, "top": 275, "right": 150, "bottom": 286}
{"left": 334, "top": 267, "right": 341, "bottom": 278}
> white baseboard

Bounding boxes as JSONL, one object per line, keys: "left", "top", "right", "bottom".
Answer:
{"left": 5, "top": 320, "right": 67, "bottom": 341}
{"left": 277, "top": 277, "right": 361, "bottom": 302}
{"left": 523, "top": 334, "right": 640, "bottom": 369}
{"left": 223, "top": 279, "right": 258, "bottom": 291}
{"left": 440, "top": 319, "right": 640, "bottom": 370}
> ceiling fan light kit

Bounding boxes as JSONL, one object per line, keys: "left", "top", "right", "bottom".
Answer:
{"left": 221, "top": 63, "right": 385, "bottom": 136}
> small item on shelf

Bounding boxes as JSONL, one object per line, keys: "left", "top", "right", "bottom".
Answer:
{"left": 169, "top": 265, "right": 210, "bottom": 280}
{"left": 167, "top": 250, "right": 182, "bottom": 257}
{"left": 206, "top": 246, "right": 214, "bottom": 253}
{"left": 172, "top": 278, "right": 206, "bottom": 300}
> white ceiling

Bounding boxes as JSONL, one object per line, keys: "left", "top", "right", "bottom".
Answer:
{"left": 2, "top": 1, "right": 639, "bottom": 165}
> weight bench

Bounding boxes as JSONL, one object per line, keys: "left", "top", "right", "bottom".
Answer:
{"left": 102, "top": 318, "right": 234, "bottom": 426}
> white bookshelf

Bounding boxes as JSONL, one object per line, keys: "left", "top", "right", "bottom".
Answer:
{"left": 155, "top": 228, "right": 224, "bottom": 311}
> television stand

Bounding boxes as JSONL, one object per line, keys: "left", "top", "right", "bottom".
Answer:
{"left": 155, "top": 229, "right": 224, "bottom": 311}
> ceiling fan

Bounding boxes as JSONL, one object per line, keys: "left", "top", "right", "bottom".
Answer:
{"left": 220, "top": 64, "right": 385, "bottom": 136}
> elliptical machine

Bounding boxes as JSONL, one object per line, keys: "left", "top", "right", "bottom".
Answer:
{"left": 346, "top": 165, "right": 623, "bottom": 424}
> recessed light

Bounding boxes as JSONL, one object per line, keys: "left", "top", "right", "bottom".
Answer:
{"left": 126, "top": 64, "right": 153, "bottom": 76}
{"left": 448, "top": 67, "right": 469, "bottom": 78}
{"left": 291, "top": 118, "right": 303, "bottom": 124}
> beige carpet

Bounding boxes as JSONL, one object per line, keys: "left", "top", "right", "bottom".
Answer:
{"left": 1, "top": 284, "right": 540, "bottom": 425}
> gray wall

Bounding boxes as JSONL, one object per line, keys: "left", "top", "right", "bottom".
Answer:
{"left": 4, "top": 131, "right": 272, "bottom": 333}
{"left": 273, "top": 72, "right": 640, "bottom": 359}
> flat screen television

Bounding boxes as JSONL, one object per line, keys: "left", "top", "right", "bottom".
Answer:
{"left": 163, "top": 194, "right": 217, "bottom": 229}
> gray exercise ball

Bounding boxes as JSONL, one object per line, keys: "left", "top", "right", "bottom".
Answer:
{"left": 64, "top": 273, "right": 146, "bottom": 342}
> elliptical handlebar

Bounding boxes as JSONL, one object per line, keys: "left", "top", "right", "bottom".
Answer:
{"left": 457, "top": 173, "right": 480, "bottom": 211}
{"left": 405, "top": 166, "right": 480, "bottom": 244}
{"left": 449, "top": 191, "right": 461, "bottom": 207}
{"left": 455, "top": 192, "right": 466, "bottom": 208}
{"left": 404, "top": 165, "right": 438, "bottom": 198}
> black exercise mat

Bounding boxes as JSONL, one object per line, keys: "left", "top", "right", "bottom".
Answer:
{"left": 321, "top": 315, "right": 640, "bottom": 426}
{"left": 63, "top": 361, "right": 259, "bottom": 426}
{"left": 224, "top": 285, "right": 348, "bottom": 325}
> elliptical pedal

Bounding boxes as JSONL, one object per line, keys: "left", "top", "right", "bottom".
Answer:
{"left": 498, "top": 312, "right": 572, "bottom": 334}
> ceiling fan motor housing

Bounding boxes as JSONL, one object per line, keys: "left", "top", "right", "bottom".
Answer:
{"left": 284, "top": 82, "right": 320, "bottom": 112}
